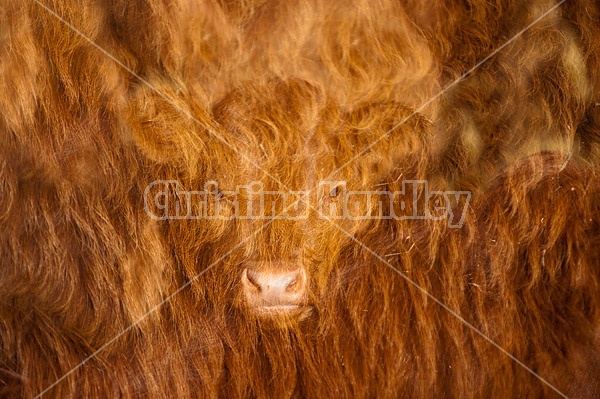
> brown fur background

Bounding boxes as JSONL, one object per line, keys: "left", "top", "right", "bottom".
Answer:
{"left": 1, "top": 0, "right": 599, "bottom": 398}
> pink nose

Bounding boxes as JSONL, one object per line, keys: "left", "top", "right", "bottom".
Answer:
{"left": 241, "top": 267, "right": 308, "bottom": 313}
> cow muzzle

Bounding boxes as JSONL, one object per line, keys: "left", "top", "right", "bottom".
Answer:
{"left": 241, "top": 265, "right": 309, "bottom": 317}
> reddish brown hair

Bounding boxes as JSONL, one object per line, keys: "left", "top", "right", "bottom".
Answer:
{"left": 1, "top": 1, "right": 599, "bottom": 397}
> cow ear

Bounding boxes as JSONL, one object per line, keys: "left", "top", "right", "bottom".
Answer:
{"left": 340, "top": 102, "right": 433, "bottom": 181}
{"left": 123, "top": 79, "right": 214, "bottom": 171}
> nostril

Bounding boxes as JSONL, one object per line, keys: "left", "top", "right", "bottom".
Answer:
{"left": 287, "top": 277, "right": 297, "bottom": 290}
{"left": 285, "top": 270, "right": 305, "bottom": 293}
{"left": 244, "top": 269, "right": 262, "bottom": 292}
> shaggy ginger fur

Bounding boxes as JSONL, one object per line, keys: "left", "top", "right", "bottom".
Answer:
{"left": 1, "top": 0, "right": 599, "bottom": 398}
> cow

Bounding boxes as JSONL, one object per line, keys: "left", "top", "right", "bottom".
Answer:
{"left": 1, "top": 0, "right": 598, "bottom": 397}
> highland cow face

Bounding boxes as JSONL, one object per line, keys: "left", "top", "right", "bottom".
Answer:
{"left": 141, "top": 79, "right": 439, "bottom": 324}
